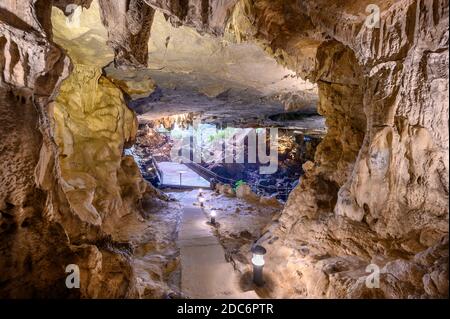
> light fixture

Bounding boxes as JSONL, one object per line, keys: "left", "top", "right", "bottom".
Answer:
{"left": 251, "top": 245, "right": 267, "bottom": 287}
{"left": 210, "top": 210, "right": 217, "bottom": 225}
{"left": 198, "top": 196, "right": 205, "bottom": 207}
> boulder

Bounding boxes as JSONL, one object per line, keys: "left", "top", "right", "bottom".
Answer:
{"left": 215, "top": 183, "right": 235, "bottom": 197}
{"left": 235, "top": 184, "right": 259, "bottom": 202}
{"left": 260, "top": 196, "right": 282, "bottom": 208}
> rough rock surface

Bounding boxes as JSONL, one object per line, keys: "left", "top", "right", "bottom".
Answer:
{"left": 1, "top": 0, "right": 83, "bottom": 298}
{"left": 235, "top": 184, "right": 259, "bottom": 202}
{"left": 0, "top": 0, "right": 158, "bottom": 298}
{"left": 147, "top": 10, "right": 318, "bottom": 102}
{"left": 216, "top": 184, "right": 236, "bottom": 197}
{"left": 1, "top": 0, "right": 448, "bottom": 299}
{"left": 53, "top": 64, "right": 142, "bottom": 229}
{"left": 98, "top": 0, "right": 155, "bottom": 67}
{"left": 143, "top": 0, "right": 449, "bottom": 298}
{"left": 145, "top": 0, "right": 238, "bottom": 35}
{"left": 104, "top": 63, "right": 157, "bottom": 100}
{"left": 227, "top": 0, "right": 449, "bottom": 298}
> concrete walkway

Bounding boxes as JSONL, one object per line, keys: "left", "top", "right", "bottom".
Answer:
{"left": 177, "top": 191, "right": 258, "bottom": 299}
{"left": 157, "top": 162, "right": 210, "bottom": 188}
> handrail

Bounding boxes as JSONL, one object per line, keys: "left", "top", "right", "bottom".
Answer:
{"left": 172, "top": 157, "right": 296, "bottom": 195}
{"left": 151, "top": 156, "right": 163, "bottom": 184}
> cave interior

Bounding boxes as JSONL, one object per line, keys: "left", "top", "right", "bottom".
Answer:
{"left": 0, "top": 0, "right": 448, "bottom": 299}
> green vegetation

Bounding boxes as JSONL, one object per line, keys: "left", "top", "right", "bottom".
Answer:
{"left": 207, "top": 128, "right": 237, "bottom": 143}
{"left": 234, "top": 180, "right": 246, "bottom": 191}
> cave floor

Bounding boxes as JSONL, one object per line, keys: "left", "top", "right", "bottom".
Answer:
{"left": 176, "top": 190, "right": 258, "bottom": 299}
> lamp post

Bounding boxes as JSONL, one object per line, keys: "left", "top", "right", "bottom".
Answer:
{"left": 251, "top": 245, "right": 267, "bottom": 287}
{"left": 177, "top": 170, "right": 187, "bottom": 186}
{"left": 210, "top": 210, "right": 217, "bottom": 225}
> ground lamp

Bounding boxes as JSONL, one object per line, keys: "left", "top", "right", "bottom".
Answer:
{"left": 251, "top": 245, "right": 267, "bottom": 287}
{"left": 198, "top": 196, "right": 205, "bottom": 207}
{"left": 210, "top": 210, "right": 217, "bottom": 225}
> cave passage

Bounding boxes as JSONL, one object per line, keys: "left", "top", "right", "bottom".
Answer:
{"left": 124, "top": 30, "right": 325, "bottom": 297}
{"left": 132, "top": 119, "right": 324, "bottom": 198}
{"left": 0, "top": 0, "right": 448, "bottom": 301}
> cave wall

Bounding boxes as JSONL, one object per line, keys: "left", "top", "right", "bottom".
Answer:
{"left": 51, "top": 1, "right": 151, "bottom": 234}
{"left": 53, "top": 64, "right": 143, "bottom": 231}
{"left": 98, "top": 0, "right": 155, "bottom": 67}
{"left": 1, "top": 0, "right": 448, "bottom": 298}
{"left": 146, "top": 10, "right": 318, "bottom": 105}
{"left": 0, "top": 0, "right": 78, "bottom": 298}
{"left": 154, "top": 0, "right": 448, "bottom": 298}
{"left": 144, "top": 0, "right": 238, "bottom": 35}
{"left": 231, "top": 0, "right": 449, "bottom": 298}
{"left": 0, "top": 0, "right": 151, "bottom": 298}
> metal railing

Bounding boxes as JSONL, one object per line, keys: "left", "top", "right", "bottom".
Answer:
{"left": 151, "top": 156, "right": 163, "bottom": 184}
{"left": 176, "top": 157, "right": 296, "bottom": 196}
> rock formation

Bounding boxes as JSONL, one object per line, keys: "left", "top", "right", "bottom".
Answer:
{"left": 1, "top": 0, "right": 154, "bottom": 298}
{"left": 226, "top": 0, "right": 449, "bottom": 298}
{"left": 139, "top": 0, "right": 450, "bottom": 298}
{"left": 1, "top": 0, "right": 448, "bottom": 298}
{"left": 98, "top": 0, "right": 155, "bottom": 67}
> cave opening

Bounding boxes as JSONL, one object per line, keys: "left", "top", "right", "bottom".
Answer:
{"left": 132, "top": 115, "right": 324, "bottom": 202}
{"left": 0, "top": 0, "right": 448, "bottom": 301}
{"left": 45, "top": 1, "right": 333, "bottom": 299}
{"left": 124, "top": 9, "right": 327, "bottom": 204}
{"left": 119, "top": 10, "right": 334, "bottom": 299}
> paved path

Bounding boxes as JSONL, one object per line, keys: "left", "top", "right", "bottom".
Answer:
{"left": 177, "top": 191, "right": 258, "bottom": 299}
{"left": 157, "top": 162, "right": 210, "bottom": 188}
